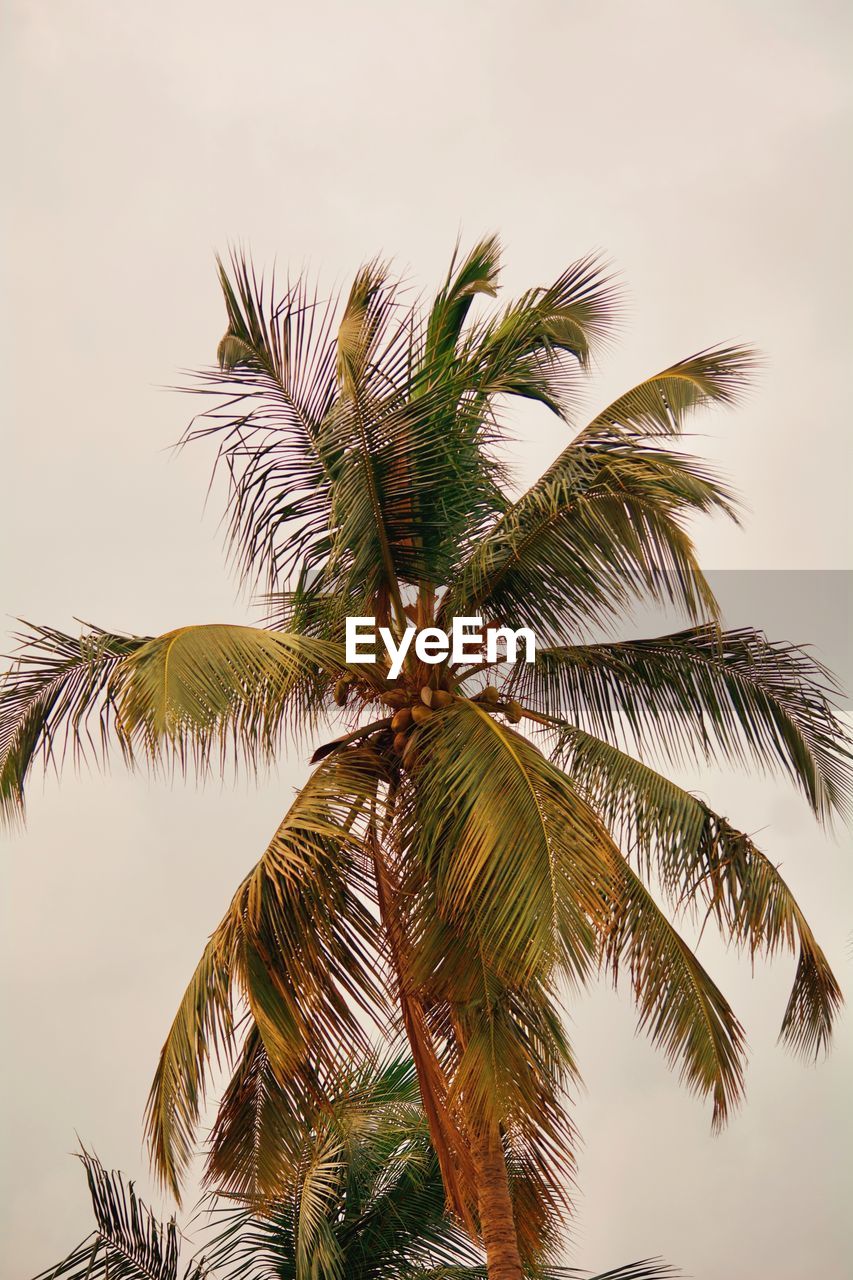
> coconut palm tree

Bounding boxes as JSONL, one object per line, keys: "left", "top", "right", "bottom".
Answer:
{"left": 2, "top": 238, "right": 849, "bottom": 1280}
{"left": 34, "top": 1056, "right": 676, "bottom": 1280}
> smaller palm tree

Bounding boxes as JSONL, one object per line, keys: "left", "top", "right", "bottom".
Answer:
{"left": 32, "top": 1056, "right": 676, "bottom": 1280}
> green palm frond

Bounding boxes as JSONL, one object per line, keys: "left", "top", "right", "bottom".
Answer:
{"left": 32, "top": 1151, "right": 207, "bottom": 1280}
{"left": 425, "top": 235, "right": 502, "bottom": 372}
{"left": 200, "top": 1050, "right": 486, "bottom": 1280}
{"left": 293, "top": 1127, "right": 346, "bottom": 1280}
{"left": 190, "top": 248, "right": 509, "bottom": 603}
{"left": 442, "top": 344, "right": 755, "bottom": 640}
{"left": 553, "top": 725, "right": 842, "bottom": 1056}
{"left": 572, "top": 345, "right": 758, "bottom": 444}
{"left": 456, "top": 253, "right": 619, "bottom": 410}
{"left": 187, "top": 245, "right": 619, "bottom": 604}
{"left": 325, "top": 256, "right": 417, "bottom": 617}
{"left": 508, "top": 625, "right": 852, "bottom": 822}
{"left": 444, "top": 443, "right": 732, "bottom": 641}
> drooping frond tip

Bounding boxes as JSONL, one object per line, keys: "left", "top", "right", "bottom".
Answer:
{"left": 0, "top": 623, "right": 147, "bottom": 828}
{"left": 553, "top": 724, "right": 844, "bottom": 1059}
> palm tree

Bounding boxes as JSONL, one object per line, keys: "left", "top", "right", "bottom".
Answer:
{"left": 2, "top": 238, "right": 849, "bottom": 1280}
{"left": 34, "top": 1056, "right": 676, "bottom": 1280}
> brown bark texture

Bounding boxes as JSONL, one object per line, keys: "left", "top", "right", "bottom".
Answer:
{"left": 469, "top": 1122, "right": 524, "bottom": 1280}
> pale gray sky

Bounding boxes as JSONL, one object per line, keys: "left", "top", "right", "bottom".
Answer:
{"left": 2, "top": 2, "right": 852, "bottom": 1277}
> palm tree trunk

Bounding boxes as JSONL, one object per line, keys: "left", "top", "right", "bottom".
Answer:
{"left": 469, "top": 1122, "right": 524, "bottom": 1280}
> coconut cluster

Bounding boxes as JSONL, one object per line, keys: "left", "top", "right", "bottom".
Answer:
{"left": 327, "top": 675, "right": 526, "bottom": 770}
{"left": 385, "top": 686, "right": 456, "bottom": 757}
{"left": 381, "top": 684, "right": 527, "bottom": 765}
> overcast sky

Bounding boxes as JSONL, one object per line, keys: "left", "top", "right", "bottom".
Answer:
{"left": 2, "top": 3, "right": 852, "bottom": 1277}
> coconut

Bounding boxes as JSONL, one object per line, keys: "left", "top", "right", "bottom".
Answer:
{"left": 333, "top": 679, "right": 349, "bottom": 707}
{"left": 431, "top": 689, "right": 454, "bottom": 708}
{"left": 505, "top": 699, "right": 523, "bottom": 724}
{"left": 420, "top": 686, "right": 433, "bottom": 706}
{"left": 391, "top": 707, "right": 413, "bottom": 731}
{"left": 411, "top": 703, "right": 434, "bottom": 725}
{"left": 480, "top": 685, "right": 500, "bottom": 704}
{"left": 380, "top": 690, "right": 408, "bottom": 709}
{"left": 393, "top": 732, "right": 408, "bottom": 754}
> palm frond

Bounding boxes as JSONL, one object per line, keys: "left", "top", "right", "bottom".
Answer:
{"left": 388, "top": 703, "right": 628, "bottom": 1257}
{"left": 554, "top": 725, "right": 843, "bottom": 1056}
{"left": 147, "top": 746, "right": 390, "bottom": 1200}
{"left": 509, "top": 625, "right": 852, "bottom": 822}
{"left": 445, "top": 443, "right": 732, "bottom": 641}
{"left": 406, "top": 711, "right": 747, "bottom": 1131}
{"left": 573, "top": 345, "right": 758, "bottom": 444}
{"left": 444, "top": 343, "right": 757, "bottom": 639}
{"left": 599, "top": 843, "right": 747, "bottom": 1129}
{"left": 191, "top": 248, "right": 509, "bottom": 603}
{"left": 146, "top": 908, "right": 242, "bottom": 1201}
{"left": 425, "top": 235, "right": 502, "bottom": 372}
{"left": 325, "top": 257, "right": 415, "bottom": 614}
{"left": 189, "top": 251, "right": 340, "bottom": 592}
{"left": 117, "top": 622, "right": 385, "bottom": 766}
{"left": 582, "top": 1265, "right": 681, "bottom": 1280}
{"left": 204, "top": 1026, "right": 310, "bottom": 1202}
{"left": 31, "top": 1151, "right": 206, "bottom": 1280}
{"left": 403, "top": 711, "right": 747, "bottom": 1130}
{"left": 327, "top": 252, "right": 519, "bottom": 600}
{"left": 202, "top": 1049, "right": 484, "bottom": 1280}
{"left": 397, "top": 699, "right": 608, "bottom": 984}
{"left": 450, "top": 978, "right": 579, "bottom": 1262}
{"left": 391, "top": 868, "right": 579, "bottom": 1259}
{"left": 293, "top": 1128, "right": 346, "bottom": 1280}
{"left": 457, "top": 253, "right": 619, "bottom": 413}
{"left": 0, "top": 623, "right": 146, "bottom": 826}
{"left": 1, "top": 620, "right": 387, "bottom": 822}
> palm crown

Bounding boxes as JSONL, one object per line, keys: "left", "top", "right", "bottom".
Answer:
{"left": 2, "top": 237, "right": 849, "bottom": 1280}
